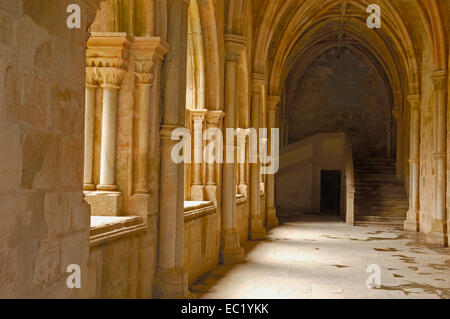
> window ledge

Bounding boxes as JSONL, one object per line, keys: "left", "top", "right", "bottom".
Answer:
{"left": 90, "top": 216, "right": 147, "bottom": 247}
{"left": 184, "top": 201, "right": 216, "bottom": 222}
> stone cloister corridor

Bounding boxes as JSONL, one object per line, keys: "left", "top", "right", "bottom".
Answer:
{"left": 1, "top": 0, "right": 450, "bottom": 300}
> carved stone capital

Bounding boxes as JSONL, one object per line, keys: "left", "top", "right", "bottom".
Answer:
{"left": 94, "top": 67, "right": 126, "bottom": 88}
{"left": 407, "top": 94, "right": 421, "bottom": 110}
{"left": 433, "top": 152, "right": 447, "bottom": 160}
{"left": 131, "top": 37, "right": 170, "bottom": 61}
{"left": 430, "top": 70, "right": 448, "bottom": 92}
{"left": 205, "top": 111, "right": 224, "bottom": 128}
{"left": 224, "top": 34, "right": 246, "bottom": 62}
{"left": 252, "top": 73, "right": 267, "bottom": 94}
{"left": 87, "top": 32, "right": 131, "bottom": 88}
{"left": 268, "top": 95, "right": 281, "bottom": 110}
{"left": 135, "top": 57, "right": 155, "bottom": 85}
{"left": 190, "top": 109, "right": 207, "bottom": 122}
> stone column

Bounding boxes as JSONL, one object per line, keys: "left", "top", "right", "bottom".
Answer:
{"left": 392, "top": 109, "right": 403, "bottom": 179}
{"left": 429, "top": 70, "right": 448, "bottom": 245}
{"left": 219, "top": 34, "right": 245, "bottom": 264}
{"left": 249, "top": 73, "right": 267, "bottom": 240}
{"left": 97, "top": 80, "right": 121, "bottom": 191}
{"left": 134, "top": 57, "right": 155, "bottom": 194}
{"left": 87, "top": 33, "right": 130, "bottom": 192}
{"left": 191, "top": 110, "right": 206, "bottom": 201}
{"left": 405, "top": 95, "right": 421, "bottom": 232}
{"left": 84, "top": 33, "right": 130, "bottom": 216}
{"left": 154, "top": 0, "right": 191, "bottom": 298}
{"left": 205, "top": 111, "right": 223, "bottom": 205}
{"left": 237, "top": 129, "right": 248, "bottom": 197}
{"left": 266, "top": 95, "right": 280, "bottom": 227}
{"left": 83, "top": 70, "right": 96, "bottom": 191}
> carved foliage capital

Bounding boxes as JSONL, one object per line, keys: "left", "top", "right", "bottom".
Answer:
{"left": 205, "top": 111, "right": 224, "bottom": 127}
{"left": 135, "top": 57, "right": 155, "bottom": 84}
{"left": 268, "top": 95, "right": 281, "bottom": 110}
{"left": 94, "top": 67, "right": 126, "bottom": 87}
{"left": 86, "top": 33, "right": 131, "bottom": 87}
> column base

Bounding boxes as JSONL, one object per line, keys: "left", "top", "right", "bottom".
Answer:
{"left": 426, "top": 219, "right": 448, "bottom": 246}
{"left": 96, "top": 184, "right": 117, "bottom": 191}
{"left": 250, "top": 229, "right": 266, "bottom": 240}
{"left": 84, "top": 191, "right": 122, "bottom": 216}
{"left": 153, "top": 268, "right": 192, "bottom": 299}
{"left": 220, "top": 230, "right": 244, "bottom": 264}
{"left": 266, "top": 207, "right": 279, "bottom": 227}
{"left": 404, "top": 209, "right": 419, "bottom": 232}
{"left": 250, "top": 216, "right": 266, "bottom": 240}
{"left": 219, "top": 246, "right": 245, "bottom": 264}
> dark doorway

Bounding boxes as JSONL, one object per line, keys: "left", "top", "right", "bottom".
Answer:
{"left": 320, "top": 170, "right": 341, "bottom": 215}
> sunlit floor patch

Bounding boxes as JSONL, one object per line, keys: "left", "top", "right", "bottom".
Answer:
{"left": 191, "top": 215, "right": 450, "bottom": 299}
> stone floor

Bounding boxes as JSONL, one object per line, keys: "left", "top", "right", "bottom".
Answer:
{"left": 191, "top": 215, "right": 450, "bottom": 299}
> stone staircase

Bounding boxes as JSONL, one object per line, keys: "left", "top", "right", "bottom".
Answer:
{"left": 354, "top": 158, "right": 408, "bottom": 227}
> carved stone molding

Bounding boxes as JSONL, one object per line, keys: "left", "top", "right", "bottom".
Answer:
{"left": 87, "top": 32, "right": 131, "bottom": 68}
{"left": 407, "top": 94, "right": 421, "bottom": 110}
{"left": 430, "top": 70, "right": 448, "bottom": 92}
{"left": 224, "top": 34, "right": 247, "bottom": 62}
{"left": 131, "top": 37, "right": 169, "bottom": 85}
{"left": 252, "top": 73, "right": 268, "bottom": 94}
{"left": 86, "top": 68, "right": 97, "bottom": 87}
{"left": 132, "top": 37, "right": 170, "bottom": 61}
{"left": 190, "top": 109, "right": 207, "bottom": 122}
{"left": 268, "top": 95, "right": 281, "bottom": 110}
{"left": 87, "top": 32, "right": 131, "bottom": 88}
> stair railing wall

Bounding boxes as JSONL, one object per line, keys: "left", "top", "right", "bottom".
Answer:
{"left": 345, "top": 142, "right": 355, "bottom": 225}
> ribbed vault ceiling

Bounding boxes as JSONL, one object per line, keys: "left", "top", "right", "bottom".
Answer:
{"left": 251, "top": 0, "right": 446, "bottom": 110}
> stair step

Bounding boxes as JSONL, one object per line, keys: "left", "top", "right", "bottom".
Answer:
{"left": 353, "top": 158, "right": 408, "bottom": 222}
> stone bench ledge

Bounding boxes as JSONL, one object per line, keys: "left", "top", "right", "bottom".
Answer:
{"left": 90, "top": 216, "right": 147, "bottom": 247}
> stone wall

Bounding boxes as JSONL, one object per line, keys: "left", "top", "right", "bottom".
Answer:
{"left": 184, "top": 208, "right": 220, "bottom": 286}
{"left": 87, "top": 224, "right": 157, "bottom": 298}
{"left": 286, "top": 48, "right": 389, "bottom": 160}
{"left": 0, "top": 0, "right": 97, "bottom": 298}
{"left": 237, "top": 200, "right": 249, "bottom": 245}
